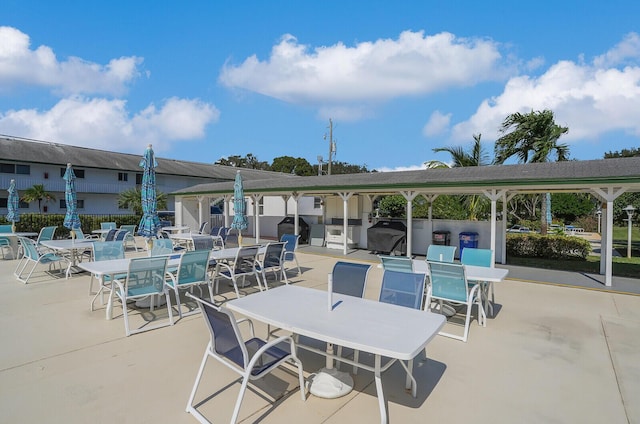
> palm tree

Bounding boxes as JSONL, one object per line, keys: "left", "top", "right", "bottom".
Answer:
{"left": 22, "top": 184, "right": 56, "bottom": 213}
{"left": 118, "top": 187, "right": 168, "bottom": 215}
{"left": 425, "top": 134, "right": 489, "bottom": 219}
{"left": 494, "top": 109, "right": 569, "bottom": 234}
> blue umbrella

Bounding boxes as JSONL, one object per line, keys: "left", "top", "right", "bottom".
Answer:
{"left": 138, "top": 144, "right": 161, "bottom": 238}
{"left": 63, "top": 163, "right": 81, "bottom": 235}
{"left": 6, "top": 179, "right": 20, "bottom": 232}
{"left": 231, "top": 170, "right": 248, "bottom": 245}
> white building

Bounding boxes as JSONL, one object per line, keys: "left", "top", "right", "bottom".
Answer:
{"left": 0, "top": 136, "right": 313, "bottom": 223}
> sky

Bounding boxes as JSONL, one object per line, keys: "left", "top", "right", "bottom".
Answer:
{"left": 1, "top": 1, "right": 640, "bottom": 172}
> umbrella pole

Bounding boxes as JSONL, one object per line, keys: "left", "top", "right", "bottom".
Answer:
{"left": 238, "top": 233, "right": 243, "bottom": 246}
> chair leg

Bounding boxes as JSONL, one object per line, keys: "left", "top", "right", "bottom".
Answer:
{"left": 186, "top": 348, "right": 210, "bottom": 414}
{"left": 231, "top": 375, "right": 251, "bottom": 424}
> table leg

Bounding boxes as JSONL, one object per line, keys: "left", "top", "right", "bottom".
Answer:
{"left": 374, "top": 354, "right": 388, "bottom": 424}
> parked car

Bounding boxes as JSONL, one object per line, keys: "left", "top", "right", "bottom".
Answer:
{"left": 507, "top": 225, "right": 531, "bottom": 233}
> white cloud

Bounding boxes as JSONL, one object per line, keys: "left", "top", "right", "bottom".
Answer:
{"left": 450, "top": 33, "right": 640, "bottom": 144}
{"left": 422, "top": 110, "right": 451, "bottom": 136}
{"left": 0, "top": 96, "right": 220, "bottom": 152}
{"left": 219, "top": 31, "right": 507, "bottom": 108}
{"left": 0, "top": 26, "right": 142, "bottom": 96}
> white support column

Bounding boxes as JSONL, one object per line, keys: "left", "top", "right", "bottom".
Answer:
{"left": 196, "top": 195, "right": 205, "bottom": 229}
{"left": 223, "top": 195, "right": 232, "bottom": 227}
{"left": 251, "top": 194, "right": 263, "bottom": 244}
{"left": 592, "top": 187, "right": 627, "bottom": 287}
{"left": 281, "top": 195, "right": 291, "bottom": 217}
{"left": 400, "top": 191, "right": 418, "bottom": 258}
{"left": 338, "top": 192, "right": 353, "bottom": 255}
{"left": 293, "top": 192, "right": 305, "bottom": 241}
{"left": 501, "top": 192, "right": 510, "bottom": 264}
{"left": 483, "top": 189, "right": 507, "bottom": 266}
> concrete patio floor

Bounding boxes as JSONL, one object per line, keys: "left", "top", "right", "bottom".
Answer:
{"left": 1, "top": 245, "right": 639, "bottom": 423}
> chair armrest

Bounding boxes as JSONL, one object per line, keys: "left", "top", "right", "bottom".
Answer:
{"left": 246, "top": 335, "right": 297, "bottom": 370}
{"left": 235, "top": 318, "right": 256, "bottom": 339}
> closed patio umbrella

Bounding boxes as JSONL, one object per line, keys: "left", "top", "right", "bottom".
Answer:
{"left": 137, "top": 144, "right": 161, "bottom": 240}
{"left": 6, "top": 179, "right": 20, "bottom": 232}
{"left": 63, "top": 163, "right": 81, "bottom": 238}
{"left": 231, "top": 170, "right": 248, "bottom": 246}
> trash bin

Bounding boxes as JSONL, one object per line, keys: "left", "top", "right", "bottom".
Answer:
{"left": 432, "top": 230, "right": 450, "bottom": 246}
{"left": 459, "top": 232, "right": 479, "bottom": 256}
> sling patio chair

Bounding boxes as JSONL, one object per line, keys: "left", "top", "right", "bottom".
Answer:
{"left": 111, "top": 256, "right": 174, "bottom": 336}
{"left": 378, "top": 269, "right": 427, "bottom": 396}
{"left": 461, "top": 247, "right": 496, "bottom": 319}
{"left": 14, "top": 236, "right": 69, "bottom": 284}
{"left": 89, "top": 240, "right": 126, "bottom": 311}
{"left": 165, "top": 249, "right": 213, "bottom": 318}
{"left": 426, "top": 261, "right": 483, "bottom": 342}
{"left": 378, "top": 254, "right": 414, "bottom": 273}
{"left": 212, "top": 245, "right": 262, "bottom": 297}
{"left": 426, "top": 244, "right": 457, "bottom": 263}
{"left": 255, "top": 241, "right": 288, "bottom": 289}
{"left": 280, "top": 233, "right": 301, "bottom": 276}
{"left": 185, "top": 293, "right": 306, "bottom": 424}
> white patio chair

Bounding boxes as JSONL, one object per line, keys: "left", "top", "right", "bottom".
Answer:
{"left": 426, "top": 244, "right": 457, "bottom": 262}
{"left": 212, "top": 245, "right": 262, "bottom": 297}
{"left": 426, "top": 261, "right": 482, "bottom": 342}
{"left": 378, "top": 269, "right": 427, "bottom": 396}
{"left": 111, "top": 256, "right": 174, "bottom": 336}
{"left": 165, "top": 250, "right": 212, "bottom": 318}
{"left": 14, "top": 236, "right": 69, "bottom": 284}
{"left": 378, "top": 254, "right": 414, "bottom": 273}
{"left": 116, "top": 225, "right": 139, "bottom": 252}
{"left": 255, "top": 241, "right": 288, "bottom": 289}
{"left": 185, "top": 294, "right": 306, "bottom": 424}
{"left": 89, "top": 241, "right": 126, "bottom": 311}
{"left": 150, "top": 238, "right": 175, "bottom": 256}
{"left": 330, "top": 261, "right": 371, "bottom": 374}
{"left": 0, "top": 224, "right": 14, "bottom": 259}
{"left": 461, "top": 247, "right": 495, "bottom": 318}
{"left": 280, "top": 233, "right": 301, "bottom": 276}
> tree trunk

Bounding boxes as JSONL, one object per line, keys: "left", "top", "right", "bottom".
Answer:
{"left": 540, "top": 193, "right": 548, "bottom": 235}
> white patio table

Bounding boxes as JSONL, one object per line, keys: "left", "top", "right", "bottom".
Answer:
{"left": 412, "top": 259, "right": 509, "bottom": 324}
{"left": 0, "top": 232, "right": 38, "bottom": 259}
{"left": 77, "top": 256, "right": 182, "bottom": 319}
{"left": 226, "top": 284, "right": 446, "bottom": 424}
{"left": 39, "top": 239, "right": 95, "bottom": 277}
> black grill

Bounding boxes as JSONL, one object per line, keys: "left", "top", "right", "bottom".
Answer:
{"left": 367, "top": 220, "right": 407, "bottom": 254}
{"left": 277, "top": 216, "right": 310, "bottom": 244}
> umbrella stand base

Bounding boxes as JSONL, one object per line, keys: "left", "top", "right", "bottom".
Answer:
{"left": 308, "top": 367, "right": 354, "bottom": 398}
{"left": 135, "top": 295, "right": 167, "bottom": 308}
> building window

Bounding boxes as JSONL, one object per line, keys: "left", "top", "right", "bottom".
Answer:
{"left": 0, "top": 198, "right": 6, "bottom": 208}
{"left": 60, "top": 199, "right": 85, "bottom": 209}
{"left": 135, "top": 173, "right": 143, "bottom": 185}
{"left": 258, "top": 198, "right": 264, "bottom": 216}
{"left": 314, "top": 197, "right": 323, "bottom": 209}
{"left": 0, "top": 163, "right": 15, "bottom": 173}
{"left": 60, "top": 168, "right": 85, "bottom": 178}
{"left": 118, "top": 172, "right": 128, "bottom": 181}
{"left": 19, "top": 200, "right": 28, "bottom": 208}
{"left": 16, "top": 164, "right": 30, "bottom": 174}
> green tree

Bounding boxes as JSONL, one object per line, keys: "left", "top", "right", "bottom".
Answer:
{"left": 327, "top": 161, "right": 370, "bottom": 174}
{"left": 22, "top": 184, "right": 56, "bottom": 213}
{"left": 604, "top": 147, "right": 640, "bottom": 158}
{"left": 551, "top": 193, "right": 596, "bottom": 224}
{"left": 118, "top": 187, "right": 168, "bottom": 215}
{"left": 425, "top": 134, "right": 490, "bottom": 220}
{"left": 271, "top": 156, "right": 315, "bottom": 176}
{"left": 215, "top": 154, "right": 270, "bottom": 170}
{"left": 494, "top": 110, "right": 569, "bottom": 234}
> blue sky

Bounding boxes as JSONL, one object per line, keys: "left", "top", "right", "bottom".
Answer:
{"left": 2, "top": 1, "right": 639, "bottom": 172}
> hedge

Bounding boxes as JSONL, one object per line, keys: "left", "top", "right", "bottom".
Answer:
{"left": 0, "top": 214, "right": 140, "bottom": 239}
{"left": 506, "top": 233, "right": 592, "bottom": 260}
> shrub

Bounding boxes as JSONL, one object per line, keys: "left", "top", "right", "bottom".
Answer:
{"left": 506, "top": 233, "right": 591, "bottom": 260}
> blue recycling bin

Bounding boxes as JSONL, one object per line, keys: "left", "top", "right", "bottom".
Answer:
{"left": 459, "top": 232, "right": 479, "bottom": 257}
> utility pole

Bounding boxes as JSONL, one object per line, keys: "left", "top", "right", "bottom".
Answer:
{"left": 324, "top": 118, "right": 336, "bottom": 175}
